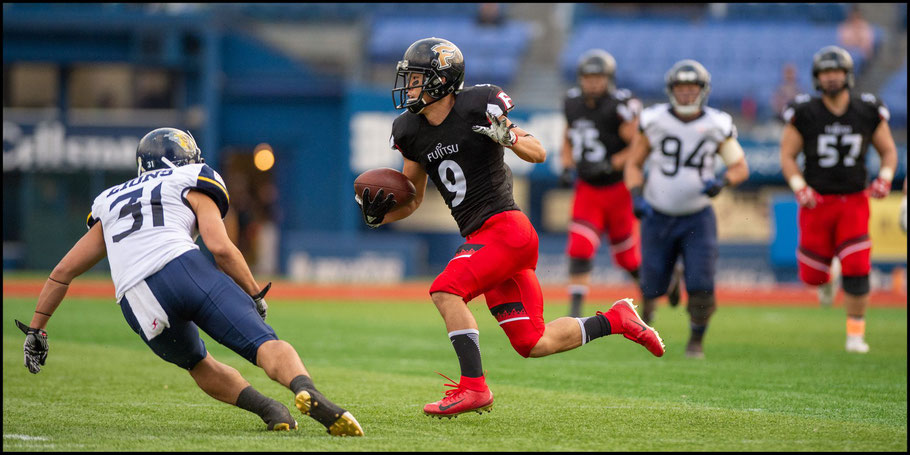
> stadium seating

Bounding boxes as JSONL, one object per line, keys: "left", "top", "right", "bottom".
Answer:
{"left": 368, "top": 17, "right": 532, "bottom": 88}
{"left": 879, "top": 63, "right": 908, "bottom": 126}
{"left": 562, "top": 19, "right": 879, "bottom": 117}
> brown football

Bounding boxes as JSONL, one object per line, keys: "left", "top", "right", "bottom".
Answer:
{"left": 354, "top": 167, "right": 416, "bottom": 206}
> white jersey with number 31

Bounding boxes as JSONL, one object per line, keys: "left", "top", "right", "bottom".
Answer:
{"left": 639, "top": 103, "right": 737, "bottom": 216}
{"left": 86, "top": 163, "right": 230, "bottom": 300}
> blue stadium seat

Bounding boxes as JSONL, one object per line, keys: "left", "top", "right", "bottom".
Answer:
{"left": 368, "top": 17, "right": 532, "bottom": 87}
{"left": 879, "top": 64, "right": 907, "bottom": 126}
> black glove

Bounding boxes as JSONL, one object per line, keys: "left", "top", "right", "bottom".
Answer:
{"left": 355, "top": 187, "right": 396, "bottom": 228}
{"left": 559, "top": 168, "right": 575, "bottom": 188}
{"left": 702, "top": 177, "right": 730, "bottom": 198}
{"left": 577, "top": 159, "right": 613, "bottom": 181}
{"left": 630, "top": 186, "right": 653, "bottom": 219}
{"left": 16, "top": 319, "right": 48, "bottom": 374}
{"left": 250, "top": 282, "right": 271, "bottom": 320}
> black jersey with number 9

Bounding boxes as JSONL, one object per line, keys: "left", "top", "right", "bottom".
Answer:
{"left": 390, "top": 84, "right": 521, "bottom": 237}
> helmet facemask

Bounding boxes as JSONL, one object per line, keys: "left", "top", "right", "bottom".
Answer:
{"left": 665, "top": 61, "right": 711, "bottom": 117}
{"left": 393, "top": 64, "right": 448, "bottom": 114}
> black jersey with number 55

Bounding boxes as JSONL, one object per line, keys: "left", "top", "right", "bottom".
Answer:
{"left": 391, "top": 84, "right": 521, "bottom": 237}
{"left": 783, "top": 92, "right": 889, "bottom": 195}
{"left": 564, "top": 87, "right": 640, "bottom": 185}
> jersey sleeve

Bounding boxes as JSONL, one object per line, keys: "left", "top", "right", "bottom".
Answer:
{"left": 194, "top": 165, "right": 230, "bottom": 218}
{"left": 860, "top": 92, "right": 888, "bottom": 130}
{"left": 390, "top": 113, "right": 418, "bottom": 162}
{"left": 782, "top": 93, "right": 812, "bottom": 129}
{"left": 86, "top": 194, "right": 103, "bottom": 230}
{"left": 615, "top": 89, "right": 642, "bottom": 123}
{"left": 86, "top": 211, "right": 100, "bottom": 230}
{"left": 484, "top": 85, "right": 515, "bottom": 118}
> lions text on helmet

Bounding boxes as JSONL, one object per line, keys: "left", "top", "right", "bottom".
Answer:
{"left": 392, "top": 37, "right": 466, "bottom": 114}
{"left": 665, "top": 59, "right": 711, "bottom": 117}
{"left": 136, "top": 127, "right": 204, "bottom": 176}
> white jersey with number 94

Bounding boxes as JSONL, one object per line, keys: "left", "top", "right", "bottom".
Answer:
{"left": 86, "top": 163, "right": 230, "bottom": 300}
{"left": 639, "top": 103, "right": 737, "bottom": 216}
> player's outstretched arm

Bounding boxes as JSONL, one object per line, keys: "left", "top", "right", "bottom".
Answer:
{"left": 869, "top": 120, "right": 898, "bottom": 198}
{"left": 15, "top": 223, "right": 107, "bottom": 374}
{"left": 27, "top": 223, "right": 107, "bottom": 330}
{"left": 380, "top": 158, "right": 428, "bottom": 225}
{"left": 187, "top": 190, "right": 264, "bottom": 297}
{"left": 507, "top": 121, "right": 546, "bottom": 163}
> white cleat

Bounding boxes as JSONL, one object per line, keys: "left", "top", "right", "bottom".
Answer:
{"left": 845, "top": 336, "right": 869, "bottom": 354}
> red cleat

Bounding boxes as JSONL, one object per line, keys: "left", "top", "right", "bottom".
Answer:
{"left": 604, "top": 298, "right": 666, "bottom": 357}
{"left": 423, "top": 373, "right": 494, "bottom": 418}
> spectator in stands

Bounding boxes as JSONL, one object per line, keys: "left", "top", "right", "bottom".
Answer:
{"left": 772, "top": 64, "right": 802, "bottom": 118}
{"left": 838, "top": 5, "right": 875, "bottom": 59}
{"left": 477, "top": 3, "right": 504, "bottom": 26}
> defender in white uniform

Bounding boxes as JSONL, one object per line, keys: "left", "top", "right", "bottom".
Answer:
{"left": 15, "top": 128, "right": 363, "bottom": 436}
{"left": 624, "top": 60, "right": 750, "bottom": 358}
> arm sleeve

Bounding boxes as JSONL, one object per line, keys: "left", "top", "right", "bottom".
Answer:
{"left": 194, "top": 165, "right": 230, "bottom": 218}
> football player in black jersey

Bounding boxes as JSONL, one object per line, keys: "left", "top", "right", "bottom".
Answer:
{"left": 357, "top": 37, "right": 665, "bottom": 418}
{"left": 779, "top": 45, "right": 898, "bottom": 353}
{"left": 559, "top": 49, "right": 675, "bottom": 319}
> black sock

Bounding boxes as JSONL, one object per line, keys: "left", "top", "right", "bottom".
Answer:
{"left": 581, "top": 313, "right": 612, "bottom": 344}
{"left": 569, "top": 293, "right": 584, "bottom": 318}
{"left": 235, "top": 385, "right": 294, "bottom": 430}
{"left": 289, "top": 374, "right": 346, "bottom": 428}
{"left": 449, "top": 329, "right": 483, "bottom": 378}
{"left": 690, "top": 321, "right": 708, "bottom": 343}
{"left": 629, "top": 268, "right": 640, "bottom": 285}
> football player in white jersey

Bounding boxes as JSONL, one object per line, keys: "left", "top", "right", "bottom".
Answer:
{"left": 624, "top": 60, "right": 750, "bottom": 358}
{"left": 15, "top": 128, "right": 363, "bottom": 436}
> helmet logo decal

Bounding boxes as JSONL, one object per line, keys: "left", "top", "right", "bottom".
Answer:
{"left": 431, "top": 43, "right": 457, "bottom": 70}
{"left": 167, "top": 131, "right": 192, "bottom": 151}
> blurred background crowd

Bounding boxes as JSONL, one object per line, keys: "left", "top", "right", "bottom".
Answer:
{"left": 3, "top": 3, "right": 906, "bottom": 293}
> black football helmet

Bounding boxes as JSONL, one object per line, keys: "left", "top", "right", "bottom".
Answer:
{"left": 577, "top": 49, "right": 616, "bottom": 92}
{"left": 392, "top": 37, "right": 465, "bottom": 114}
{"left": 665, "top": 59, "right": 711, "bottom": 116}
{"left": 812, "top": 45, "right": 854, "bottom": 94}
{"left": 136, "top": 127, "right": 203, "bottom": 176}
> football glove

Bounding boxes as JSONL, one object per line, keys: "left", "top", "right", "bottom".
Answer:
{"left": 577, "top": 159, "right": 614, "bottom": 181}
{"left": 355, "top": 187, "right": 396, "bottom": 228}
{"left": 868, "top": 176, "right": 891, "bottom": 199}
{"left": 251, "top": 282, "right": 271, "bottom": 320}
{"left": 795, "top": 186, "right": 822, "bottom": 209}
{"left": 630, "top": 186, "right": 653, "bottom": 219}
{"left": 702, "top": 177, "right": 730, "bottom": 198}
{"left": 472, "top": 111, "right": 517, "bottom": 147}
{"left": 558, "top": 168, "right": 575, "bottom": 188}
{"left": 15, "top": 319, "right": 48, "bottom": 374}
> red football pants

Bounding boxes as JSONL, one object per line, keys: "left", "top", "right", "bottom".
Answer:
{"left": 430, "top": 210, "right": 545, "bottom": 358}
{"left": 566, "top": 180, "right": 640, "bottom": 273}
{"left": 797, "top": 191, "right": 871, "bottom": 285}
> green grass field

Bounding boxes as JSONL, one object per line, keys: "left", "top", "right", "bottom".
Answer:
{"left": 3, "top": 295, "right": 907, "bottom": 451}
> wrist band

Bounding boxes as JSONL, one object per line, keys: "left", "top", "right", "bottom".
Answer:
{"left": 788, "top": 175, "right": 807, "bottom": 192}
{"left": 879, "top": 167, "right": 894, "bottom": 182}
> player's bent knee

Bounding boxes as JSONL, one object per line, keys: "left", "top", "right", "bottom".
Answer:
{"left": 568, "top": 257, "right": 594, "bottom": 275}
{"left": 613, "top": 248, "right": 640, "bottom": 273}
{"left": 687, "top": 290, "right": 716, "bottom": 324}
{"left": 841, "top": 275, "right": 869, "bottom": 296}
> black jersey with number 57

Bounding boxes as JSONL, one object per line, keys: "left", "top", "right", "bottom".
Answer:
{"left": 391, "top": 84, "right": 521, "bottom": 237}
{"left": 783, "top": 92, "right": 889, "bottom": 195}
{"left": 564, "top": 87, "right": 640, "bottom": 185}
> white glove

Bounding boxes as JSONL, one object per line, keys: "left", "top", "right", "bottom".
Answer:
{"left": 472, "top": 111, "right": 517, "bottom": 147}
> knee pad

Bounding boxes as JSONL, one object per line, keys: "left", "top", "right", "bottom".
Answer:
{"left": 841, "top": 275, "right": 869, "bottom": 296}
{"left": 569, "top": 257, "right": 593, "bottom": 275}
{"left": 686, "top": 290, "right": 716, "bottom": 324}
